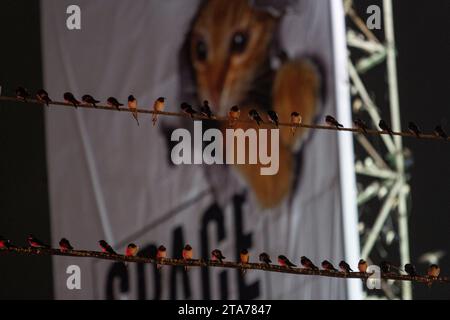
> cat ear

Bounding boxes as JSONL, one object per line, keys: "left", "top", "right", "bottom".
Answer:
{"left": 248, "top": 0, "right": 300, "bottom": 17}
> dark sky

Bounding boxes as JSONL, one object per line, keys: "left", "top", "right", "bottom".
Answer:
{"left": 0, "top": 0, "right": 449, "bottom": 299}
{"left": 354, "top": 0, "right": 450, "bottom": 299}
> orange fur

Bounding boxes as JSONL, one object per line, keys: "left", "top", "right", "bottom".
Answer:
{"left": 189, "top": 0, "right": 319, "bottom": 208}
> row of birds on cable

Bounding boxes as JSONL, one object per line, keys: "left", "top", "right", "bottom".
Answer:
{"left": 13, "top": 86, "right": 448, "bottom": 139}
{"left": 0, "top": 235, "right": 441, "bottom": 281}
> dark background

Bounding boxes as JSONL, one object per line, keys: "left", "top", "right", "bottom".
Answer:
{"left": 0, "top": 0, "right": 449, "bottom": 299}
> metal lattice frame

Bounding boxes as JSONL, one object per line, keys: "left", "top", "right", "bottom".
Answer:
{"left": 345, "top": 0, "right": 412, "bottom": 299}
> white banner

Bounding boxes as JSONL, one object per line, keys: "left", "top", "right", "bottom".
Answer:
{"left": 42, "top": 0, "right": 361, "bottom": 299}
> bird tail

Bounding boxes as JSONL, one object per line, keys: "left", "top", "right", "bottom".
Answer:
{"left": 291, "top": 127, "right": 296, "bottom": 136}
{"left": 133, "top": 112, "right": 139, "bottom": 126}
{"left": 152, "top": 114, "right": 157, "bottom": 126}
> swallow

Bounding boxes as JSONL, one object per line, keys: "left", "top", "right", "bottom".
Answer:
{"left": 354, "top": 118, "right": 368, "bottom": 134}
{"left": 82, "top": 94, "right": 100, "bottom": 108}
{"left": 36, "top": 89, "right": 52, "bottom": 106}
{"left": 0, "top": 236, "right": 12, "bottom": 249}
{"left": 99, "top": 240, "right": 117, "bottom": 255}
{"left": 427, "top": 264, "right": 440, "bottom": 278}
{"left": 126, "top": 243, "right": 139, "bottom": 257}
{"left": 182, "top": 244, "right": 193, "bottom": 271}
{"left": 267, "top": 110, "right": 279, "bottom": 127}
{"left": 228, "top": 105, "right": 240, "bottom": 127}
{"left": 408, "top": 121, "right": 421, "bottom": 138}
{"left": 379, "top": 119, "right": 393, "bottom": 137}
{"left": 107, "top": 97, "right": 123, "bottom": 110}
{"left": 200, "top": 100, "right": 214, "bottom": 119}
{"left": 124, "top": 243, "right": 139, "bottom": 266}
{"left": 300, "top": 256, "right": 319, "bottom": 270}
{"left": 151, "top": 97, "right": 165, "bottom": 126}
{"left": 240, "top": 249, "right": 250, "bottom": 274}
{"left": 126, "top": 95, "right": 140, "bottom": 126}
{"left": 259, "top": 252, "right": 272, "bottom": 265}
{"left": 211, "top": 249, "right": 226, "bottom": 263}
{"left": 404, "top": 263, "right": 417, "bottom": 277}
{"left": 181, "top": 102, "right": 197, "bottom": 118}
{"left": 59, "top": 238, "right": 73, "bottom": 252}
{"left": 358, "top": 259, "right": 368, "bottom": 273}
{"left": 156, "top": 245, "right": 167, "bottom": 270}
{"left": 427, "top": 264, "right": 440, "bottom": 287}
{"left": 322, "top": 260, "right": 338, "bottom": 272}
{"left": 27, "top": 234, "right": 50, "bottom": 249}
{"left": 434, "top": 125, "right": 448, "bottom": 139}
{"left": 290, "top": 112, "right": 302, "bottom": 135}
{"left": 240, "top": 249, "right": 249, "bottom": 264}
{"left": 64, "top": 92, "right": 80, "bottom": 108}
{"left": 325, "top": 115, "right": 344, "bottom": 129}
{"left": 16, "top": 86, "right": 30, "bottom": 101}
{"left": 380, "top": 261, "right": 392, "bottom": 274}
{"left": 249, "top": 109, "right": 263, "bottom": 126}
{"left": 278, "top": 255, "right": 296, "bottom": 267}
{"left": 339, "top": 260, "right": 353, "bottom": 273}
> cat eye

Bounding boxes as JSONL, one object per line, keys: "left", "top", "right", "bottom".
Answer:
{"left": 195, "top": 38, "right": 208, "bottom": 62}
{"left": 230, "top": 31, "right": 248, "bottom": 54}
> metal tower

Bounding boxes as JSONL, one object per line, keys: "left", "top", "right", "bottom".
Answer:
{"left": 344, "top": 0, "right": 412, "bottom": 299}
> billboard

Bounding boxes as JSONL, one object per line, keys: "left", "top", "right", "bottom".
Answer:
{"left": 41, "top": 0, "right": 361, "bottom": 299}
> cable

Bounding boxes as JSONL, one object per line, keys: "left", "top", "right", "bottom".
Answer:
{"left": 1, "top": 246, "right": 447, "bottom": 285}
{"left": 1, "top": 96, "right": 448, "bottom": 142}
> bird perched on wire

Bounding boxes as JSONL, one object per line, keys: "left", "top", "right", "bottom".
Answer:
{"left": 427, "top": 264, "right": 440, "bottom": 279}
{"left": 127, "top": 95, "right": 139, "bottom": 126}
{"left": 322, "top": 260, "right": 338, "bottom": 272}
{"left": 156, "top": 245, "right": 167, "bottom": 270}
{"left": 240, "top": 249, "right": 250, "bottom": 275}
{"left": 182, "top": 244, "right": 193, "bottom": 271}
{"left": 378, "top": 119, "right": 393, "bottom": 137}
{"left": 59, "top": 238, "right": 73, "bottom": 252}
{"left": 152, "top": 97, "right": 165, "bottom": 126}
{"left": 81, "top": 94, "right": 100, "bottom": 108}
{"left": 339, "top": 260, "right": 353, "bottom": 273}
{"left": 211, "top": 249, "right": 226, "bottom": 263}
{"left": 278, "top": 255, "right": 296, "bottom": 268}
{"left": 126, "top": 243, "right": 139, "bottom": 258}
{"left": 267, "top": 110, "right": 279, "bottom": 127}
{"left": 300, "top": 256, "right": 319, "bottom": 270}
{"left": 249, "top": 109, "right": 263, "bottom": 126}
{"left": 354, "top": 118, "right": 368, "bottom": 134}
{"left": 27, "top": 234, "right": 50, "bottom": 249}
{"left": 408, "top": 121, "right": 421, "bottom": 138}
{"left": 36, "top": 89, "right": 52, "bottom": 107}
{"left": 107, "top": 97, "right": 123, "bottom": 110}
{"left": 404, "top": 263, "right": 417, "bottom": 277}
{"left": 64, "top": 92, "right": 80, "bottom": 108}
{"left": 181, "top": 102, "right": 197, "bottom": 118}
{"left": 434, "top": 125, "right": 448, "bottom": 139}
{"left": 124, "top": 243, "right": 139, "bottom": 267}
{"left": 427, "top": 264, "right": 440, "bottom": 287}
{"left": 325, "top": 115, "right": 343, "bottom": 129}
{"left": 99, "top": 240, "right": 117, "bottom": 255}
{"left": 259, "top": 252, "right": 272, "bottom": 265}
{"left": 228, "top": 105, "right": 240, "bottom": 127}
{"left": 358, "top": 259, "right": 368, "bottom": 273}
{"left": 290, "top": 112, "right": 302, "bottom": 135}
{"left": 200, "top": 100, "right": 214, "bottom": 119}
{"left": 0, "top": 236, "right": 13, "bottom": 249}
{"left": 16, "top": 86, "right": 30, "bottom": 101}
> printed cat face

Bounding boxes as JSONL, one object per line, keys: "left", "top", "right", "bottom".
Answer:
{"left": 190, "top": 0, "right": 277, "bottom": 115}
